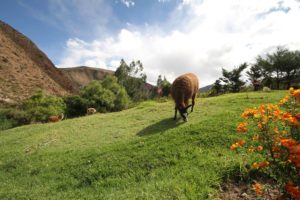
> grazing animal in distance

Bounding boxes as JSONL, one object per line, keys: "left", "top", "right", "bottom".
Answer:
{"left": 171, "top": 73, "right": 199, "bottom": 122}
{"left": 48, "top": 113, "right": 64, "bottom": 123}
{"left": 87, "top": 107, "right": 97, "bottom": 115}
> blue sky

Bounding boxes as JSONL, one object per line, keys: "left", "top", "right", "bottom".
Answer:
{"left": 1, "top": 0, "right": 300, "bottom": 86}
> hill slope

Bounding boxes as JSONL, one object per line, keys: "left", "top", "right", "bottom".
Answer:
{"left": 60, "top": 66, "right": 114, "bottom": 89}
{"left": 0, "top": 20, "right": 76, "bottom": 103}
{"left": 0, "top": 91, "right": 286, "bottom": 199}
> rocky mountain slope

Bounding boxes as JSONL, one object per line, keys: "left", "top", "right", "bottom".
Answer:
{"left": 60, "top": 66, "right": 114, "bottom": 89}
{"left": 0, "top": 20, "right": 76, "bottom": 104}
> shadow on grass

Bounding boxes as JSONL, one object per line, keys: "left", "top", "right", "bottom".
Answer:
{"left": 137, "top": 118, "right": 183, "bottom": 136}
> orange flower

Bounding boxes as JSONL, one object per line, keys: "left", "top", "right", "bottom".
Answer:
{"left": 238, "top": 139, "right": 246, "bottom": 146}
{"left": 286, "top": 182, "right": 300, "bottom": 199}
{"left": 253, "top": 183, "right": 263, "bottom": 196}
{"left": 230, "top": 140, "right": 246, "bottom": 150}
{"left": 272, "top": 145, "right": 280, "bottom": 152}
{"left": 281, "top": 139, "right": 297, "bottom": 148}
{"left": 279, "top": 95, "right": 290, "bottom": 106}
{"left": 230, "top": 143, "right": 239, "bottom": 150}
{"left": 290, "top": 87, "right": 294, "bottom": 94}
{"left": 237, "top": 122, "right": 248, "bottom": 132}
{"left": 257, "top": 146, "right": 263, "bottom": 151}
{"left": 242, "top": 109, "right": 257, "bottom": 119}
{"left": 252, "top": 161, "right": 269, "bottom": 169}
{"left": 252, "top": 162, "right": 259, "bottom": 169}
{"left": 248, "top": 146, "right": 255, "bottom": 153}
{"left": 258, "top": 161, "right": 269, "bottom": 168}
{"left": 290, "top": 145, "right": 300, "bottom": 154}
{"left": 252, "top": 135, "right": 259, "bottom": 141}
{"left": 289, "top": 145, "right": 300, "bottom": 167}
{"left": 289, "top": 155, "right": 300, "bottom": 167}
{"left": 257, "top": 123, "right": 263, "bottom": 129}
{"left": 293, "top": 89, "right": 300, "bottom": 97}
{"left": 273, "top": 127, "right": 280, "bottom": 134}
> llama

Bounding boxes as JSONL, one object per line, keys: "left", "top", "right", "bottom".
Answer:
{"left": 87, "top": 107, "right": 97, "bottom": 115}
{"left": 48, "top": 113, "right": 64, "bottom": 123}
{"left": 171, "top": 73, "right": 199, "bottom": 122}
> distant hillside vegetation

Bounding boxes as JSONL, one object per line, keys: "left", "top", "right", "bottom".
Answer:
{"left": 200, "top": 84, "right": 213, "bottom": 92}
{"left": 0, "top": 20, "right": 76, "bottom": 104}
{"left": 60, "top": 66, "right": 114, "bottom": 90}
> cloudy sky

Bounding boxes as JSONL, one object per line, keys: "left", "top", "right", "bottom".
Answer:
{"left": 1, "top": 0, "right": 300, "bottom": 86}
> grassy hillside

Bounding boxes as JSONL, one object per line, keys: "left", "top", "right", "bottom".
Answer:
{"left": 0, "top": 91, "right": 286, "bottom": 199}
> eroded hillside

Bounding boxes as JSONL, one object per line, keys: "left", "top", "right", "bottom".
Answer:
{"left": 0, "top": 20, "right": 75, "bottom": 104}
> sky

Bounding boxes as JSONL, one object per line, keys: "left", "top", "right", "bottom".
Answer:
{"left": 1, "top": 0, "right": 300, "bottom": 86}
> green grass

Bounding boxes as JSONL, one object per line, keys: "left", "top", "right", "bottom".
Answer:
{"left": 0, "top": 91, "right": 286, "bottom": 199}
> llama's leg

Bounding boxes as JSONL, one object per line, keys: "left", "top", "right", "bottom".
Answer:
{"left": 173, "top": 107, "right": 177, "bottom": 120}
{"left": 191, "top": 95, "right": 196, "bottom": 112}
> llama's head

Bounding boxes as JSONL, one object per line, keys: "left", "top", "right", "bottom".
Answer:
{"left": 178, "top": 105, "right": 192, "bottom": 122}
{"left": 59, "top": 113, "right": 64, "bottom": 120}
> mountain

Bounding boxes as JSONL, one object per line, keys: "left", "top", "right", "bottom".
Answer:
{"left": 59, "top": 66, "right": 114, "bottom": 89}
{"left": 0, "top": 20, "right": 76, "bottom": 104}
{"left": 200, "top": 84, "right": 213, "bottom": 92}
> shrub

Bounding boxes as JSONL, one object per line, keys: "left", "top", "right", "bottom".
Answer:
{"left": 80, "top": 76, "right": 130, "bottom": 112}
{"left": 231, "top": 88, "right": 300, "bottom": 198}
{"left": 23, "top": 90, "right": 66, "bottom": 122}
{"left": 0, "top": 108, "right": 30, "bottom": 130}
{"left": 262, "top": 86, "right": 271, "bottom": 92}
{"left": 64, "top": 95, "right": 88, "bottom": 118}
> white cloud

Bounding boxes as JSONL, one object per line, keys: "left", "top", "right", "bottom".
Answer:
{"left": 120, "top": 0, "right": 135, "bottom": 8}
{"left": 57, "top": 0, "right": 300, "bottom": 86}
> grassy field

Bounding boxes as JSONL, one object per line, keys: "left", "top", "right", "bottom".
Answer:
{"left": 0, "top": 91, "right": 286, "bottom": 199}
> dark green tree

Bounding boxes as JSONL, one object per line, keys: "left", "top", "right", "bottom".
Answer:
{"left": 64, "top": 95, "right": 87, "bottom": 117}
{"left": 254, "top": 47, "right": 300, "bottom": 89}
{"left": 220, "top": 63, "right": 248, "bottom": 93}
{"left": 246, "top": 64, "right": 262, "bottom": 91}
{"left": 80, "top": 76, "right": 130, "bottom": 113}
{"left": 115, "top": 59, "right": 148, "bottom": 101}
{"left": 210, "top": 79, "right": 223, "bottom": 95}
{"left": 102, "top": 75, "right": 130, "bottom": 111}
{"left": 159, "top": 76, "right": 171, "bottom": 97}
{"left": 80, "top": 80, "right": 115, "bottom": 112}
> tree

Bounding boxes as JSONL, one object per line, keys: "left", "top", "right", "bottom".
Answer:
{"left": 102, "top": 75, "right": 130, "bottom": 111}
{"left": 115, "top": 59, "right": 148, "bottom": 101}
{"left": 64, "top": 95, "right": 87, "bottom": 117}
{"left": 80, "top": 80, "right": 115, "bottom": 112}
{"left": 246, "top": 64, "right": 262, "bottom": 91}
{"left": 220, "top": 63, "right": 248, "bottom": 93}
{"left": 254, "top": 47, "right": 300, "bottom": 89}
{"left": 156, "top": 75, "right": 171, "bottom": 97}
{"left": 210, "top": 79, "right": 223, "bottom": 96}
{"left": 280, "top": 50, "right": 300, "bottom": 89}
{"left": 80, "top": 76, "right": 130, "bottom": 113}
{"left": 161, "top": 76, "right": 171, "bottom": 97}
{"left": 23, "top": 90, "right": 66, "bottom": 122}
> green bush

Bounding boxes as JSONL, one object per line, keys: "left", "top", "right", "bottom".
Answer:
{"left": 80, "top": 76, "right": 130, "bottom": 112}
{"left": 23, "top": 90, "right": 66, "bottom": 122}
{"left": 262, "top": 86, "right": 271, "bottom": 92}
{"left": 64, "top": 95, "right": 87, "bottom": 118}
{"left": 0, "top": 108, "right": 30, "bottom": 130}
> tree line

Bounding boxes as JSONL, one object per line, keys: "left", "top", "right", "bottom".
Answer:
{"left": 210, "top": 47, "right": 300, "bottom": 96}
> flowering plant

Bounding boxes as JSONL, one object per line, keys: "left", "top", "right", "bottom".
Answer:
{"left": 231, "top": 88, "right": 300, "bottom": 199}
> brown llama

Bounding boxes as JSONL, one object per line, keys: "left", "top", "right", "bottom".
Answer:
{"left": 170, "top": 73, "right": 199, "bottom": 122}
